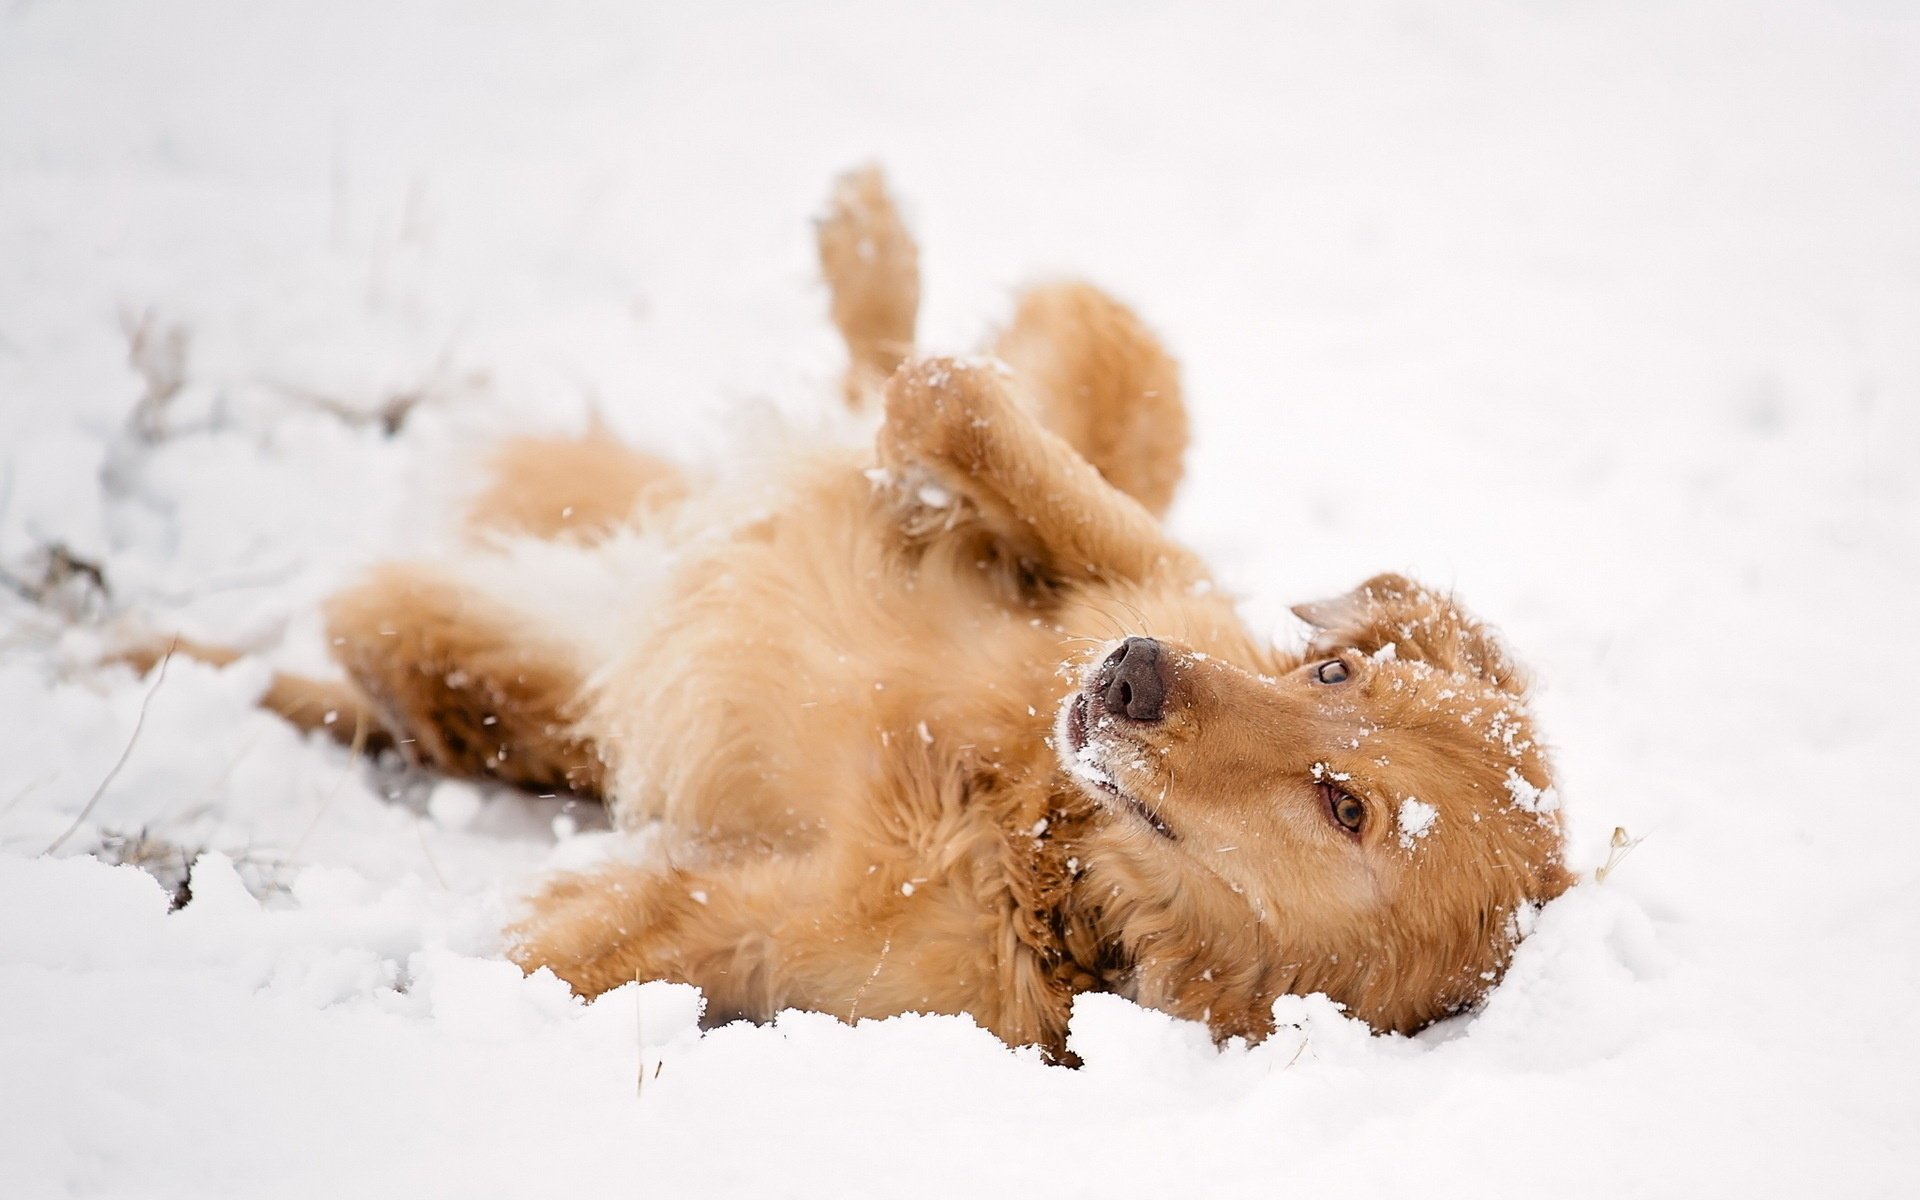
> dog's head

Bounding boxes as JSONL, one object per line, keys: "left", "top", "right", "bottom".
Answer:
{"left": 1059, "top": 573, "right": 1571, "bottom": 1039}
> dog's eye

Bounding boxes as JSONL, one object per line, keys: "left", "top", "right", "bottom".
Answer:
{"left": 1314, "top": 659, "right": 1350, "bottom": 684}
{"left": 1330, "top": 790, "right": 1366, "bottom": 833}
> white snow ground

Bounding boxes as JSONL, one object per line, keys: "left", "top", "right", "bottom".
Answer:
{"left": 2, "top": 2, "right": 1916, "bottom": 1196}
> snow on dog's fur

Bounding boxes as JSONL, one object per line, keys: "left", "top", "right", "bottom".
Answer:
{"left": 156, "top": 168, "right": 1571, "bottom": 1059}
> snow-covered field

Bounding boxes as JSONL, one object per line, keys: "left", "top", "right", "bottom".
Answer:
{"left": 3, "top": 2, "right": 1916, "bottom": 1196}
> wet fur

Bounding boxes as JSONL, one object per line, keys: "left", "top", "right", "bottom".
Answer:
{"left": 163, "top": 168, "right": 1571, "bottom": 1060}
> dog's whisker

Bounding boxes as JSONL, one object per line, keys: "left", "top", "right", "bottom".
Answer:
{"left": 1111, "top": 594, "right": 1152, "bottom": 634}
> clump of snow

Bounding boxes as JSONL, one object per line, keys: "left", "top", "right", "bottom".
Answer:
{"left": 427, "top": 780, "right": 486, "bottom": 830}
{"left": 1505, "top": 766, "right": 1562, "bottom": 814}
{"left": 1506, "top": 899, "right": 1542, "bottom": 944}
{"left": 1397, "top": 796, "right": 1439, "bottom": 849}
{"left": 1065, "top": 741, "right": 1113, "bottom": 790}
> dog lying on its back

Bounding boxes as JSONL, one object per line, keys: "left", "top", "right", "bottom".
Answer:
{"left": 147, "top": 169, "right": 1571, "bottom": 1059}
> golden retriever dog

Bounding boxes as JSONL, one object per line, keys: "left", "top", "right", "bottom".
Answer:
{"left": 145, "top": 168, "right": 1571, "bottom": 1061}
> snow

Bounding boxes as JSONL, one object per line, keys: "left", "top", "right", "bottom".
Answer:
{"left": 1397, "top": 796, "right": 1439, "bottom": 848}
{"left": 2, "top": 1, "right": 1917, "bottom": 1197}
{"left": 1505, "top": 765, "right": 1563, "bottom": 815}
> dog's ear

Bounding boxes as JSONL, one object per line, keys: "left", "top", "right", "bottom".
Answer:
{"left": 1291, "top": 572, "right": 1529, "bottom": 695}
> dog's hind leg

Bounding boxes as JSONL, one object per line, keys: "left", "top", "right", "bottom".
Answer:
{"left": 993, "top": 282, "right": 1188, "bottom": 517}
{"left": 321, "top": 563, "right": 604, "bottom": 795}
{"left": 464, "top": 424, "right": 688, "bottom": 543}
{"left": 817, "top": 165, "right": 920, "bottom": 412}
{"left": 877, "top": 357, "right": 1206, "bottom": 592}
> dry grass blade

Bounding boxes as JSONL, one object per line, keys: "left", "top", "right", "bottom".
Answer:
{"left": 848, "top": 935, "right": 892, "bottom": 1023}
{"left": 46, "top": 639, "right": 176, "bottom": 854}
{"left": 412, "top": 816, "right": 449, "bottom": 890}
{"left": 634, "top": 972, "right": 646, "bottom": 1098}
{"left": 0, "top": 542, "right": 111, "bottom": 621}
{"left": 119, "top": 307, "right": 189, "bottom": 443}
{"left": 291, "top": 707, "right": 371, "bottom": 860}
{"left": 1593, "top": 825, "right": 1647, "bottom": 883}
{"left": 0, "top": 769, "right": 59, "bottom": 827}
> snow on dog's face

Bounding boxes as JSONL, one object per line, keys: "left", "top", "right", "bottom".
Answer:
{"left": 1058, "top": 573, "right": 1572, "bottom": 1040}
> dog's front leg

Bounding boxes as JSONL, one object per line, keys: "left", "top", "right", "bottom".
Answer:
{"left": 510, "top": 850, "right": 912, "bottom": 1028}
{"left": 507, "top": 854, "right": 806, "bottom": 1021}
{"left": 877, "top": 357, "right": 1206, "bottom": 590}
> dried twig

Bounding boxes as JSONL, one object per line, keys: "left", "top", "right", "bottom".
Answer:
{"left": 291, "top": 707, "right": 371, "bottom": 859}
{"left": 635, "top": 972, "right": 647, "bottom": 1098}
{"left": 0, "top": 542, "right": 111, "bottom": 620}
{"left": 46, "top": 639, "right": 175, "bottom": 854}
{"left": 271, "top": 379, "right": 430, "bottom": 438}
{"left": 119, "top": 307, "right": 190, "bottom": 443}
{"left": 412, "top": 816, "right": 448, "bottom": 890}
{"left": 848, "top": 935, "right": 893, "bottom": 1023}
{"left": 263, "top": 338, "right": 474, "bottom": 439}
{"left": 1593, "top": 826, "right": 1646, "bottom": 883}
{"left": 0, "top": 769, "right": 58, "bottom": 827}
{"left": 96, "top": 827, "right": 195, "bottom": 909}
{"left": 95, "top": 828, "right": 298, "bottom": 910}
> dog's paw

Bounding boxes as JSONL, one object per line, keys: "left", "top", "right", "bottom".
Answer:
{"left": 864, "top": 460, "right": 975, "bottom": 539}
{"left": 876, "top": 356, "right": 1019, "bottom": 481}
{"left": 818, "top": 165, "right": 919, "bottom": 409}
{"left": 817, "top": 166, "right": 917, "bottom": 313}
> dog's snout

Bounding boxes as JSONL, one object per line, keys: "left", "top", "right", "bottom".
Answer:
{"left": 1100, "top": 636, "right": 1167, "bottom": 722}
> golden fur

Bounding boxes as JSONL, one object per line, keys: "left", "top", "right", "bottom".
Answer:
{"left": 154, "top": 169, "right": 1571, "bottom": 1060}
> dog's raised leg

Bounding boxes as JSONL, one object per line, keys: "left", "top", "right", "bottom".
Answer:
{"left": 878, "top": 357, "right": 1205, "bottom": 591}
{"left": 815, "top": 167, "right": 1187, "bottom": 515}
{"left": 817, "top": 165, "right": 921, "bottom": 411}
{"left": 994, "top": 283, "right": 1188, "bottom": 518}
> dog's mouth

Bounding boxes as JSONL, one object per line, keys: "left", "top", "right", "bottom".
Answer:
{"left": 1058, "top": 692, "right": 1175, "bottom": 840}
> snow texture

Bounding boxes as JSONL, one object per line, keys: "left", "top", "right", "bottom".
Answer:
{"left": 1397, "top": 796, "right": 1438, "bottom": 849}
{"left": 2, "top": 2, "right": 1917, "bottom": 1198}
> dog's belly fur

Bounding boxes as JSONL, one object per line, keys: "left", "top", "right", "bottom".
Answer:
{"left": 593, "top": 451, "right": 1065, "bottom": 842}
{"left": 558, "top": 453, "right": 1089, "bottom": 1040}
{"left": 591, "top": 453, "right": 1052, "bottom": 837}
{"left": 539, "top": 449, "right": 1259, "bottom": 1046}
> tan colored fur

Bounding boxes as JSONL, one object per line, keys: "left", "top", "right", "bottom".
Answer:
{"left": 818, "top": 164, "right": 921, "bottom": 411}
{"left": 148, "top": 169, "right": 1570, "bottom": 1061}
{"left": 993, "top": 282, "right": 1188, "bottom": 518}
{"left": 463, "top": 425, "right": 687, "bottom": 543}
{"left": 321, "top": 566, "right": 603, "bottom": 792}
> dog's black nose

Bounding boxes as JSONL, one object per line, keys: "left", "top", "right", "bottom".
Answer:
{"left": 1100, "top": 636, "right": 1166, "bottom": 722}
